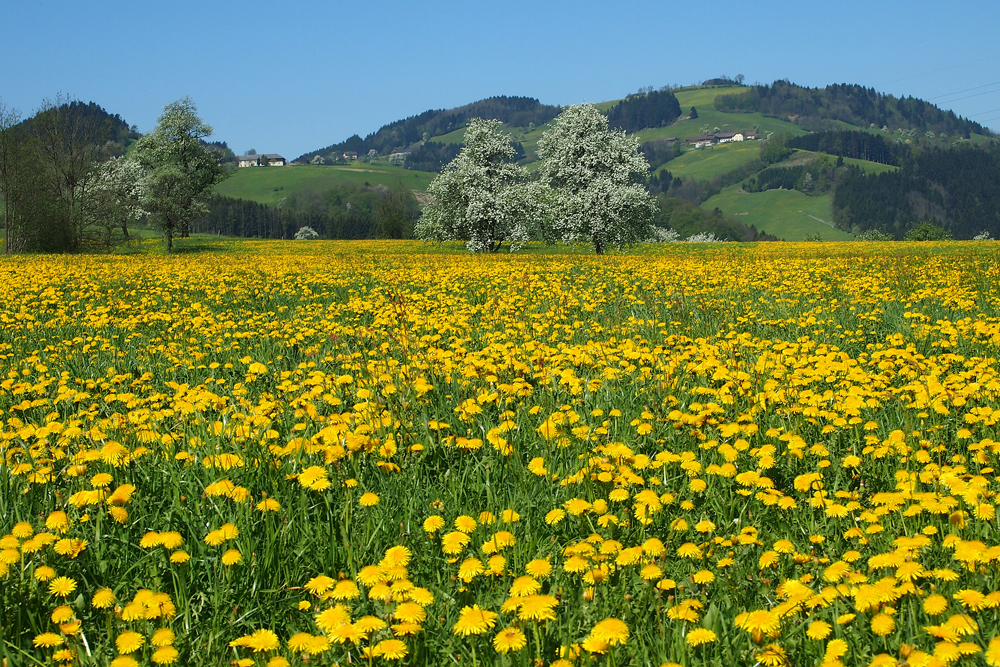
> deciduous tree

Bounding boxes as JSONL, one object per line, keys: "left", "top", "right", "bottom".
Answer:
{"left": 415, "top": 118, "right": 542, "bottom": 252}
{"left": 132, "top": 98, "right": 227, "bottom": 252}
{"left": 536, "top": 104, "right": 657, "bottom": 254}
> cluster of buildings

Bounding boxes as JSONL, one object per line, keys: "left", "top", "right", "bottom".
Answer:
{"left": 236, "top": 154, "right": 287, "bottom": 168}
{"left": 684, "top": 131, "right": 758, "bottom": 148}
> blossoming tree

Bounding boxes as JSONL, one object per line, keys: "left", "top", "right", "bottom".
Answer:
{"left": 537, "top": 104, "right": 658, "bottom": 254}
{"left": 415, "top": 118, "right": 543, "bottom": 253}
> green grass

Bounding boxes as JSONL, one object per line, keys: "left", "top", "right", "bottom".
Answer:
{"left": 638, "top": 109, "right": 806, "bottom": 145}
{"left": 841, "top": 155, "right": 898, "bottom": 174}
{"left": 673, "top": 86, "right": 750, "bottom": 109}
{"left": 431, "top": 127, "right": 466, "bottom": 145}
{"left": 702, "top": 186, "right": 855, "bottom": 241}
{"left": 656, "top": 141, "right": 761, "bottom": 181}
{"left": 214, "top": 164, "right": 437, "bottom": 206}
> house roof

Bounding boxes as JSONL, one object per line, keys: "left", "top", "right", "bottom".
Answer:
{"left": 263, "top": 154, "right": 285, "bottom": 160}
{"left": 237, "top": 155, "right": 258, "bottom": 161}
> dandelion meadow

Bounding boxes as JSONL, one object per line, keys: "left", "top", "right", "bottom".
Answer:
{"left": 3, "top": 240, "right": 1000, "bottom": 667}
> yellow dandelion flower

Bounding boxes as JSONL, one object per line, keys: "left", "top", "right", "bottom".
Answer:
{"left": 493, "top": 626, "right": 527, "bottom": 653}
{"left": 304, "top": 575, "right": 335, "bottom": 595}
{"left": 92, "top": 588, "right": 116, "bottom": 608}
{"left": 256, "top": 498, "right": 281, "bottom": 512}
{"left": 590, "top": 618, "right": 629, "bottom": 646}
{"left": 806, "top": 620, "right": 831, "bottom": 640}
{"left": 458, "top": 558, "right": 484, "bottom": 583}
{"left": 373, "top": 638, "right": 407, "bottom": 660}
{"left": 422, "top": 516, "right": 445, "bottom": 534}
{"left": 686, "top": 628, "right": 716, "bottom": 647}
{"left": 222, "top": 549, "right": 242, "bottom": 566}
{"left": 116, "top": 630, "right": 145, "bottom": 654}
{"left": 509, "top": 576, "right": 541, "bottom": 597}
{"left": 33, "top": 633, "right": 65, "bottom": 648}
{"left": 525, "top": 558, "right": 552, "bottom": 578}
{"left": 692, "top": 570, "right": 715, "bottom": 585}
{"left": 923, "top": 594, "right": 948, "bottom": 615}
{"left": 359, "top": 492, "right": 379, "bottom": 507}
{"left": 151, "top": 628, "right": 175, "bottom": 647}
{"left": 48, "top": 576, "right": 77, "bottom": 597}
{"left": 151, "top": 646, "right": 179, "bottom": 665}
{"left": 454, "top": 515, "right": 478, "bottom": 533}
{"left": 51, "top": 605, "right": 74, "bottom": 623}
{"left": 452, "top": 605, "right": 498, "bottom": 636}
{"left": 170, "top": 550, "right": 190, "bottom": 564}
{"left": 871, "top": 613, "right": 895, "bottom": 636}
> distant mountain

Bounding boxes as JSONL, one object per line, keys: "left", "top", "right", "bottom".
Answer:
{"left": 20, "top": 99, "right": 140, "bottom": 151}
{"left": 296, "top": 96, "right": 561, "bottom": 164}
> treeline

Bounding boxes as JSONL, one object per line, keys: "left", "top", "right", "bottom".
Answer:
{"left": 297, "top": 96, "right": 560, "bottom": 163}
{"left": 640, "top": 138, "right": 682, "bottom": 171}
{"left": 715, "top": 81, "right": 991, "bottom": 138}
{"left": 404, "top": 141, "right": 462, "bottom": 172}
{"left": 787, "top": 130, "right": 900, "bottom": 165}
{"left": 606, "top": 89, "right": 681, "bottom": 133}
{"left": 0, "top": 98, "right": 140, "bottom": 252}
{"left": 833, "top": 143, "right": 1000, "bottom": 239}
{"left": 405, "top": 139, "right": 525, "bottom": 173}
{"left": 653, "top": 196, "right": 777, "bottom": 242}
{"left": 192, "top": 182, "right": 421, "bottom": 240}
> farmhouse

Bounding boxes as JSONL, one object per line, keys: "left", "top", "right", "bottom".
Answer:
{"left": 685, "top": 135, "right": 716, "bottom": 148}
{"left": 684, "top": 131, "right": 759, "bottom": 148}
{"left": 236, "top": 154, "right": 287, "bottom": 167}
{"left": 343, "top": 151, "right": 358, "bottom": 160}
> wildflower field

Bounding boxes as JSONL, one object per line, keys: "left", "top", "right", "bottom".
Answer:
{"left": 4, "top": 240, "right": 1000, "bottom": 667}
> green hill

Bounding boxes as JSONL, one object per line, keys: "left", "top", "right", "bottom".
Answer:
{"left": 702, "top": 187, "right": 853, "bottom": 241}
{"left": 214, "top": 163, "right": 436, "bottom": 206}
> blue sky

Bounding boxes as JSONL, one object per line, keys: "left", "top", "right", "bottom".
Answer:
{"left": 2, "top": 0, "right": 999, "bottom": 158}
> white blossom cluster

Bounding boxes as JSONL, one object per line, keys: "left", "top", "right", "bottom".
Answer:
{"left": 415, "top": 118, "right": 542, "bottom": 253}
{"left": 294, "top": 226, "right": 320, "bottom": 240}
{"left": 646, "top": 228, "right": 725, "bottom": 243}
{"left": 416, "top": 105, "right": 659, "bottom": 254}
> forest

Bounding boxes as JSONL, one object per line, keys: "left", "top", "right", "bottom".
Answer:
{"left": 786, "top": 130, "right": 901, "bottom": 165}
{"left": 715, "top": 81, "right": 992, "bottom": 137}
{"left": 0, "top": 99, "right": 141, "bottom": 252}
{"left": 192, "top": 181, "right": 421, "bottom": 240}
{"left": 832, "top": 143, "right": 1000, "bottom": 238}
{"left": 606, "top": 89, "right": 682, "bottom": 133}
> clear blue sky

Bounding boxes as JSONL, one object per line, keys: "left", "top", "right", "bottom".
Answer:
{"left": 3, "top": 0, "right": 999, "bottom": 158}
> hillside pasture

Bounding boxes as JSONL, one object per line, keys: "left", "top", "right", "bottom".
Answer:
{"left": 673, "top": 85, "right": 750, "bottom": 109}
{"left": 214, "top": 164, "right": 436, "bottom": 206}
{"left": 656, "top": 141, "right": 761, "bottom": 181}
{"left": 702, "top": 186, "right": 854, "bottom": 241}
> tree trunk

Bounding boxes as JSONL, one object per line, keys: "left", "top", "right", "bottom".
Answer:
{"left": 166, "top": 228, "right": 173, "bottom": 252}
{"left": 594, "top": 237, "right": 604, "bottom": 255}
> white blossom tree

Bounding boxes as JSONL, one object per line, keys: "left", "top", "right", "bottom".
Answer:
{"left": 415, "top": 118, "right": 542, "bottom": 253}
{"left": 537, "top": 104, "right": 658, "bottom": 254}
{"left": 81, "top": 156, "right": 146, "bottom": 246}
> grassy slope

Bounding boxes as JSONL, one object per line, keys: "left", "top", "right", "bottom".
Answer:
{"left": 214, "top": 164, "right": 436, "bottom": 206}
{"left": 657, "top": 141, "right": 760, "bottom": 180}
{"left": 702, "top": 186, "right": 854, "bottom": 241}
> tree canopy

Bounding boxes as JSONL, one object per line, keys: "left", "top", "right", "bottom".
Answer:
{"left": 415, "top": 118, "right": 541, "bottom": 252}
{"left": 132, "top": 98, "right": 228, "bottom": 251}
{"left": 537, "top": 104, "right": 658, "bottom": 254}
